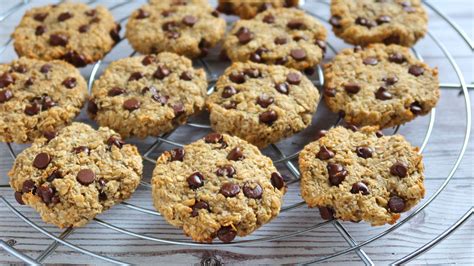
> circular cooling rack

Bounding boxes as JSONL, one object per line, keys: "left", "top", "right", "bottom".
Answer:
{"left": 0, "top": 0, "right": 472, "bottom": 265}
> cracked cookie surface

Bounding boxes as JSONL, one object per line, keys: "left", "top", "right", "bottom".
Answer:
{"left": 126, "top": 2, "right": 226, "bottom": 58}
{"left": 9, "top": 122, "right": 143, "bottom": 228}
{"left": 88, "top": 52, "right": 207, "bottom": 139}
{"left": 217, "top": 0, "right": 299, "bottom": 19}
{"left": 324, "top": 44, "right": 439, "bottom": 129}
{"left": 329, "top": 0, "right": 428, "bottom": 47}
{"left": 299, "top": 126, "right": 425, "bottom": 226}
{"left": 0, "top": 57, "right": 87, "bottom": 143}
{"left": 206, "top": 62, "right": 319, "bottom": 148}
{"left": 223, "top": 8, "right": 327, "bottom": 71}
{"left": 13, "top": 2, "right": 120, "bottom": 67}
{"left": 152, "top": 133, "right": 286, "bottom": 243}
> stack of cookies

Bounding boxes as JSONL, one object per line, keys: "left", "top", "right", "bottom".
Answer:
{"left": 2, "top": 0, "right": 439, "bottom": 244}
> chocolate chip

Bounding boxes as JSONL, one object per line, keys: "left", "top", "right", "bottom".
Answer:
{"left": 0, "top": 73, "right": 14, "bottom": 88}
{"left": 87, "top": 99, "right": 98, "bottom": 115}
{"left": 24, "top": 103, "right": 40, "bottom": 116}
{"left": 355, "top": 17, "right": 376, "bottom": 28}
{"left": 384, "top": 35, "right": 401, "bottom": 45}
{"left": 270, "top": 172, "right": 284, "bottom": 189}
{"left": 390, "top": 162, "right": 408, "bottom": 178}
{"left": 388, "top": 196, "right": 405, "bottom": 212}
{"left": 344, "top": 83, "right": 360, "bottom": 94}
{"left": 24, "top": 78, "right": 34, "bottom": 87}
{"left": 315, "top": 40, "right": 327, "bottom": 53}
{"left": 356, "top": 147, "right": 373, "bottom": 158}
{"left": 222, "top": 86, "right": 237, "bottom": 98}
{"left": 62, "top": 77, "right": 76, "bottom": 89}
{"left": 41, "top": 96, "right": 56, "bottom": 110}
{"left": 128, "top": 72, "right": 143, "bottom": 81}
{"left": 410, "top": 102, "right": 423, "bottom": 115}
{"left": 166, "top": 31, "right": 180, "bottom": 39}
{"left": 290, "top": 49, "right": 307, "bottom": 61}
{"left": 408, "top": 65, "right": 424, "bottom": 76}
{"left": 0, "top": 89, "right": 13, "bottom": 103}
{"left": 236, "top": 27, "right": 253, "bottom": 44}
{"left": 243, "top": 183, "right": 262, "bottom": 199}
{"left": 243, "top": 68, "right": 260, "bottom": 78}
{"left": 382, "top": 75, "right": 399, "bottom": 85}
{"left": 250, "top": 52, "right": 262, "bottom": 63}
{"left": 275, "top": 56, "right": 288, "bottom": 65}
{"left": 107, "top": 136, "right": 125, "bottom": 149}
{"left": 162, "top": 21, "right": 178, "bottom": 32}
{"left": 258, "top": 2, "right": 272, "bottom": 12}
{"left": 223, "top": 101, "right": 237, "bottom": 109}
{"left": 110, "top": 24, "right": 121, "bottom": 43}
{"left": 73, "top": 146, "right": 90, "bottom": 154}
{"left": 198, "top": 39, "right": 210, "bottom": 57}
{"left": 90, "top": 17, "right": 100, "bottom": 23}
{"left": 257, "top": 94, "right": 274, "bottom": 108}
{"left": 219, "top": 182, "right": 240, "bottom": 197}
{"left": 259, "top": 110, "right": 278, "bottom": 125}
{"left": 191, "top": 201, "right": 210, "bottom": 217}
{"left": 22, "top": 180, "right": 36, "bottom": 193}
{"left": 180, "top": 71, "right": 193, "bottom": 80}
{"left": 376, "top": 15, "right": 391, "bottom": 25}
{"left": 317, "top": 146, "right": 334, "bottom": 160}
{"left": 33, "top": 152, "right": 51, "bottom": 169}
{"left": 142, "top": 55, "right": 155, "bottom": 65}
{"left": 34, "top": 13, "right": 48, "bottom": 22}
{"left": 204, "top": 132, "right": 223, "bottom": 143}
{"left": 227, "top": 147, "right": 244, "bottom": 161}
{"left": 274, "top": 82, "right": 289, "bottom": 94}
{"left": 388, "top": 52, "right": 405, "bottom": 63}
{"left": 136, "top": 9, "right": 150, "bottom": 19}
{"left": 171, "top": 102, "right": 185, "bottom": 116}
{"left": 58, "top": 12, "right": 73, "bottom": 22}
{"left": 350, "top": 182, "right": 370, "bottom": 195}
{"left": 327, "top": 163, "right": 348, "bottom": 186}
{"left": 38, "top": 185, "right": 54, "bottom": 203}
{"left": 217, "top": 226, "right": 237, "bottom": 243}
{"left": 318, "top": 206, "right": 334, "bottom": 220}
{"left": 170, "top": 148, "right": 185, "bottom": 161}
{"left": 35, "top": 25, "right": 46, "bottom": 35}
{"left": 229, "top": 72, "right": 245, "bottom": 84}
{"left": 329, "top": 15, "right": 341, "bottom": 28}
{"left": 79, "top": 24, "right": 89, "bottom": 33}
{"left": 162, "top": 10, "right": 172, "bottom": 17}
{"left": 76, "top": 169, "right": 95, "bottom": 185}
{"left": 376, "top": 130, "right": 384, "bottom": 138}
{"left": 324, "top": 87, "right": 336, "bottom": 97}
{"left": 85, "top": 9, "right": 96, "bottom": 16}
{"left": 211, "top": 10, "right": 219, "bottom": 17}
{"left": 123, "top": 98, "right": 140, "bottom": 111}
{"left": 49, "top": 34, "right": 68, "bottom": 46}
{"left": 12, "top": 65, "right": 27, "bottom": 73}
{"left": 216, "top": 165, "right": 236, "bottom": 178}
{"left": 263, "top": 14, "right": 275, "bottom": 23}
{"left": 286, "top": 72, "right": 301, "bottom": 85}
{"left": 182, "top": 15, "right": 197, "bottom": 26}
{"left": 315, "top": 129, "right": 328, "bottom": 140}
{"left": 152, "top": 94, "right": 169, "bottom": 105}
{"left": 62, "top": 51, "right": 87, "bottom": 67}
{"left": 287, "top": 20, "right": 305, "bottom": 30}
{"left": 363, "top": 57, "right": 378, "bottom": 65}
{"left": 187, "top": 172, "right": 204, "bottom": 189}
{"left": 375, "top": 87, "right": 392, "bottom": 100}
{"left": 108, "top": 87, "right": 125, "bottom": 96}
{"left": 46, "top": 170, "right": 61, "bottom": 182}
{"left": 14, "top": 191, "right": 24, "bottom": 205}
{"left": 344, "top": 124, "right": 358, "bottom": 132}
{"left": 153, "top": 66, "right": 171, "bottom": 80}
{"left": 293, "top": 35, "right": 308, "bottom": 42}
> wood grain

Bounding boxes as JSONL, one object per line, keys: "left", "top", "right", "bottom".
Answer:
{"left": 0, "top": 0, "right": 473, "bottom": 265}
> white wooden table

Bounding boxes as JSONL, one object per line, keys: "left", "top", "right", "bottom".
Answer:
{"left": 0, "top": 0, "right": 472, "bottom": 265}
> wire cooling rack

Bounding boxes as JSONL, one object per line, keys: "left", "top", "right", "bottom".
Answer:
{"left": 0, "top": 0, "right": 472, "bottom": 265}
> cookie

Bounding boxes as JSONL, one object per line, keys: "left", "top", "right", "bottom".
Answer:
{"left": 9, "top": 122, "right": 143, "bottom": 228}
{"left": 217, "top": 0, "right": 299, "bottom": 19}
{"left": 149, "top": 0, "right": 209, "bottom": 7}
{"left": 323, "top": 44, "right": 439, "bottom": 129}
{"left": 126, "top": 2, "right": 226, "bottom": 58}
{"left": 12, "top": 2, "right": 121, "bottom": 67}
{"left": 299, "top": 126, "right": 425, "bottom": 226}
{"left": 206, "top": 62, "right": 319, "bottom": 148}
{"left": 88, "top": 52, "right": 207, "bottom": 139}
{"left": 329, "top": 0, "right": 428, "bottom": 47}
{"left": 151, "top": 133, "right": 286, "bottom": 243}
{"left": 223, "top": 8, "right": 327, "bottom": 71}
{"left": 0, "top": 57, "right": 87, "bottom": 144}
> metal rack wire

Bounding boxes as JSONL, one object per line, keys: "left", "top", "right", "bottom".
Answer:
{"left": 0, "top": 0, "right": 472, "bottom": 265}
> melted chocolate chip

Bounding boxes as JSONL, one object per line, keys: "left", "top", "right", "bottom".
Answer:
{"left": 363, "top": 57, "right": 379, "bottom": 65}
{"left": 22, "top": 180, "right": 36, "bottom": 193}
{"left": 35, "top": 25, "right": 46, "bottom": 35}
{"left": 356, "top": 147, "right": 373, "bottom": 158}
{"left": 324, "top": 87, "right": 336, "bottom": 97}
{"left": 243, "top": 68, "right": 260, "bottom": 78}
{"left": 315, "top": 40, "right": 327, "bottom": 53}
{"left": 256, "top": 94, "right": 274, "bottom": 108}
{"left": 62, "top": 51, "right": 87, "bottom": 67}
{"left": 49, "top": 34, "right": 68, "bottom": 46}
{"left": 187, "top": 172, "right": 204, "bottom": 189}
{"left": 204, "top": 132, "right": 223, "bottom": 143}
{"left": 318, "top": 206, "right": 334, "bottom": 220}
{"left": 110, "top": 24, "right": 121, "bottom": 43}
{"left": 180, "top": 71, "right": 193, "bottom": 81}
{"left": 171, "top": 102, "right": 185, "bottom": 117}
{"left": 227, "top": 147, "right": 244, "bottom": 161}
{"left": 216, "top": 165, "right": 236, "bottom": 178}
{"left": 123, "top": 98, "right": 140, "bottom": 111}
{"left": 383, "top": 75, "right": 399, "bottom": 85}
{"left": 259, "top": 110, "right": 278, "bottom": 125}
{"left": 217, "top": 226, "right": 237, "bottom": 243}
{"left": 24, "top": 103, "right": 40, "bottom": 116}
{"left": 0, "top": 73, "right": 14, "bottom": 88}
{"left": 344, "top": 83, "right": 361, "bottom": 94}
{"left": 108, "top": 87, "right": 125, "bottom": 96}
{"left": 142, "top": 55, "right": 155, "bottom": 65}
{"left": 128, "top": 72, "right": 143, "bottom": 81}
{"left": 376, "top": 15, "right": 391, "bottom": 25}
{"left": 170, "top": 148, "right": 185, "bottom": 161}
{"left": 14, "top": 191, "right": 24, "bottom": 205}
{"left": 317, "top": 146, "right": 334, "bottom": 160}
{"left": 33, "top": 152, "right": 51, "bottom": 169}
{"left": 236, "top": 27, "right": 253, "bottom": 44}
{"left": 287, "top": 20, "right": 305, "bottom": 30}
{"left": 388, "top": 196, "right": 405, "bottom": 212}
{"left": 0, "top": 89, "right": 13, "bottom": 103}
{"left": 290, "top": 49, "right": 307, "bottom": 61}
{"left": 327, "top": 163, "right": 348, "bottom": 186}
{"left": 390, "top": 162, "right": 408, "bottom": 178}
{"left": 107, "top": 136, "right": 125, "bottom": 149}
{"left": 87, "top": 100, "right": 98, "bottom": 115}
{"left": 329, "top": 15, "right": 341, "bottom": 28}
{"left": 77, "top": 169, "right": 95, "bottom": 185}
{"left": 286, "top": 72, "right": 301, "bottom": 85}
{"left": 408, "top": 65, "right": 424, "bottom": 76}
{"left": 375, "top": 87, "right": 392, "bottom": 100}
{"left": 38, "top": 185, "right": 54, "bottom": 203}
{"left": 58, "top": 12, "right": 73, "bottom": 22}
{"left": 34, "top": 13, "right": 48, "bottom": 22}
{"left": 263, "top": 14, "right": 275, "bottom": 23}
{"left": 153, "top": 66, "right": 171, "bottom": 80}
{"left": 73, "top": 146, "right": 90, "bottom": 155}
{"left": 315, "top": 129, "right": 328, "bottom": 140}
{"left": 46, "top": 170, "right": 62, "bottom": 182}
{"left": 219, "top": 182, "right": 240, "bottom": 197}
{"left": 136, "top": 9, "right": 150, "bottom": 19}
{"left": 355, "top": 17, "right": 376, "bottom": 28}
{"left": 388, "top": 52, "right": 405, "bottom": 63}
{"left": 229, "top": 72, "right": 245, "bottom": 84}
{"left": 410, "top": 102, "right": 423, "bottom": 115}
{"left": 182, "top": 15, "right": 197, "bottom": 26}
{"left": 270, "top": 172, "right": 284, "bottom": 189}
{"left": 62, "top": 77, "right": 76, "bottom": 89}
{"left": 243, "top": 183, "right": 262, "bottom": 199}
{"left": 275, "top": 82, "right": 289, "bottom": 94}
{"left": 351, "top": 182, "right": 370, "bottom": 195}
{"left": 191, "top": 201, "right": 210, "bottom": 217}
{"left": 222, "top": 86, "right": 237, "bottom": 98}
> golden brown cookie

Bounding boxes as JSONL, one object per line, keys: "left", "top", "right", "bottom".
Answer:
{"left": 152, "top": 133, "right": 286, "bottom": 243}
{"left": 217, "top": 0, "right": 299, "bottom": 19}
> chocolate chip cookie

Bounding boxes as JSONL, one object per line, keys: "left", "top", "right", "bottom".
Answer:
{"left": 206, "top": 62, "right": 319, "bottom": 148}
{"left": 152, "top": 133, "right": 286, "bottom": 243}
{"left": 12, "top": 2, "right": 121, "bottom": 67}
{"left": 9, "top": 122, "right": 143, "bottom": 228}
{"left": 329, "top": 0, "right": 428, "bottom": 47}
{"left": 299, "top": 126, "right": 425, "bottom": 225}
{"left": 217, "top": 0, "right": 299, "bottom": 19}
{"left": 223, "top": 8, "right": 327, "bottom": 72}
{"left": 126, "top": 2, "right": 226, "bottom": 58}
{"left": 149, "top": 0, "right": 209, "bottom": 6}
{"left": 88, "top": 52, "right": 207, "bottom": 139}
{"left": 0, "top": 57, "right": 87, "bottom": 143}
{"left": 324, "top": 44, "right": 439, "bottom": 129}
